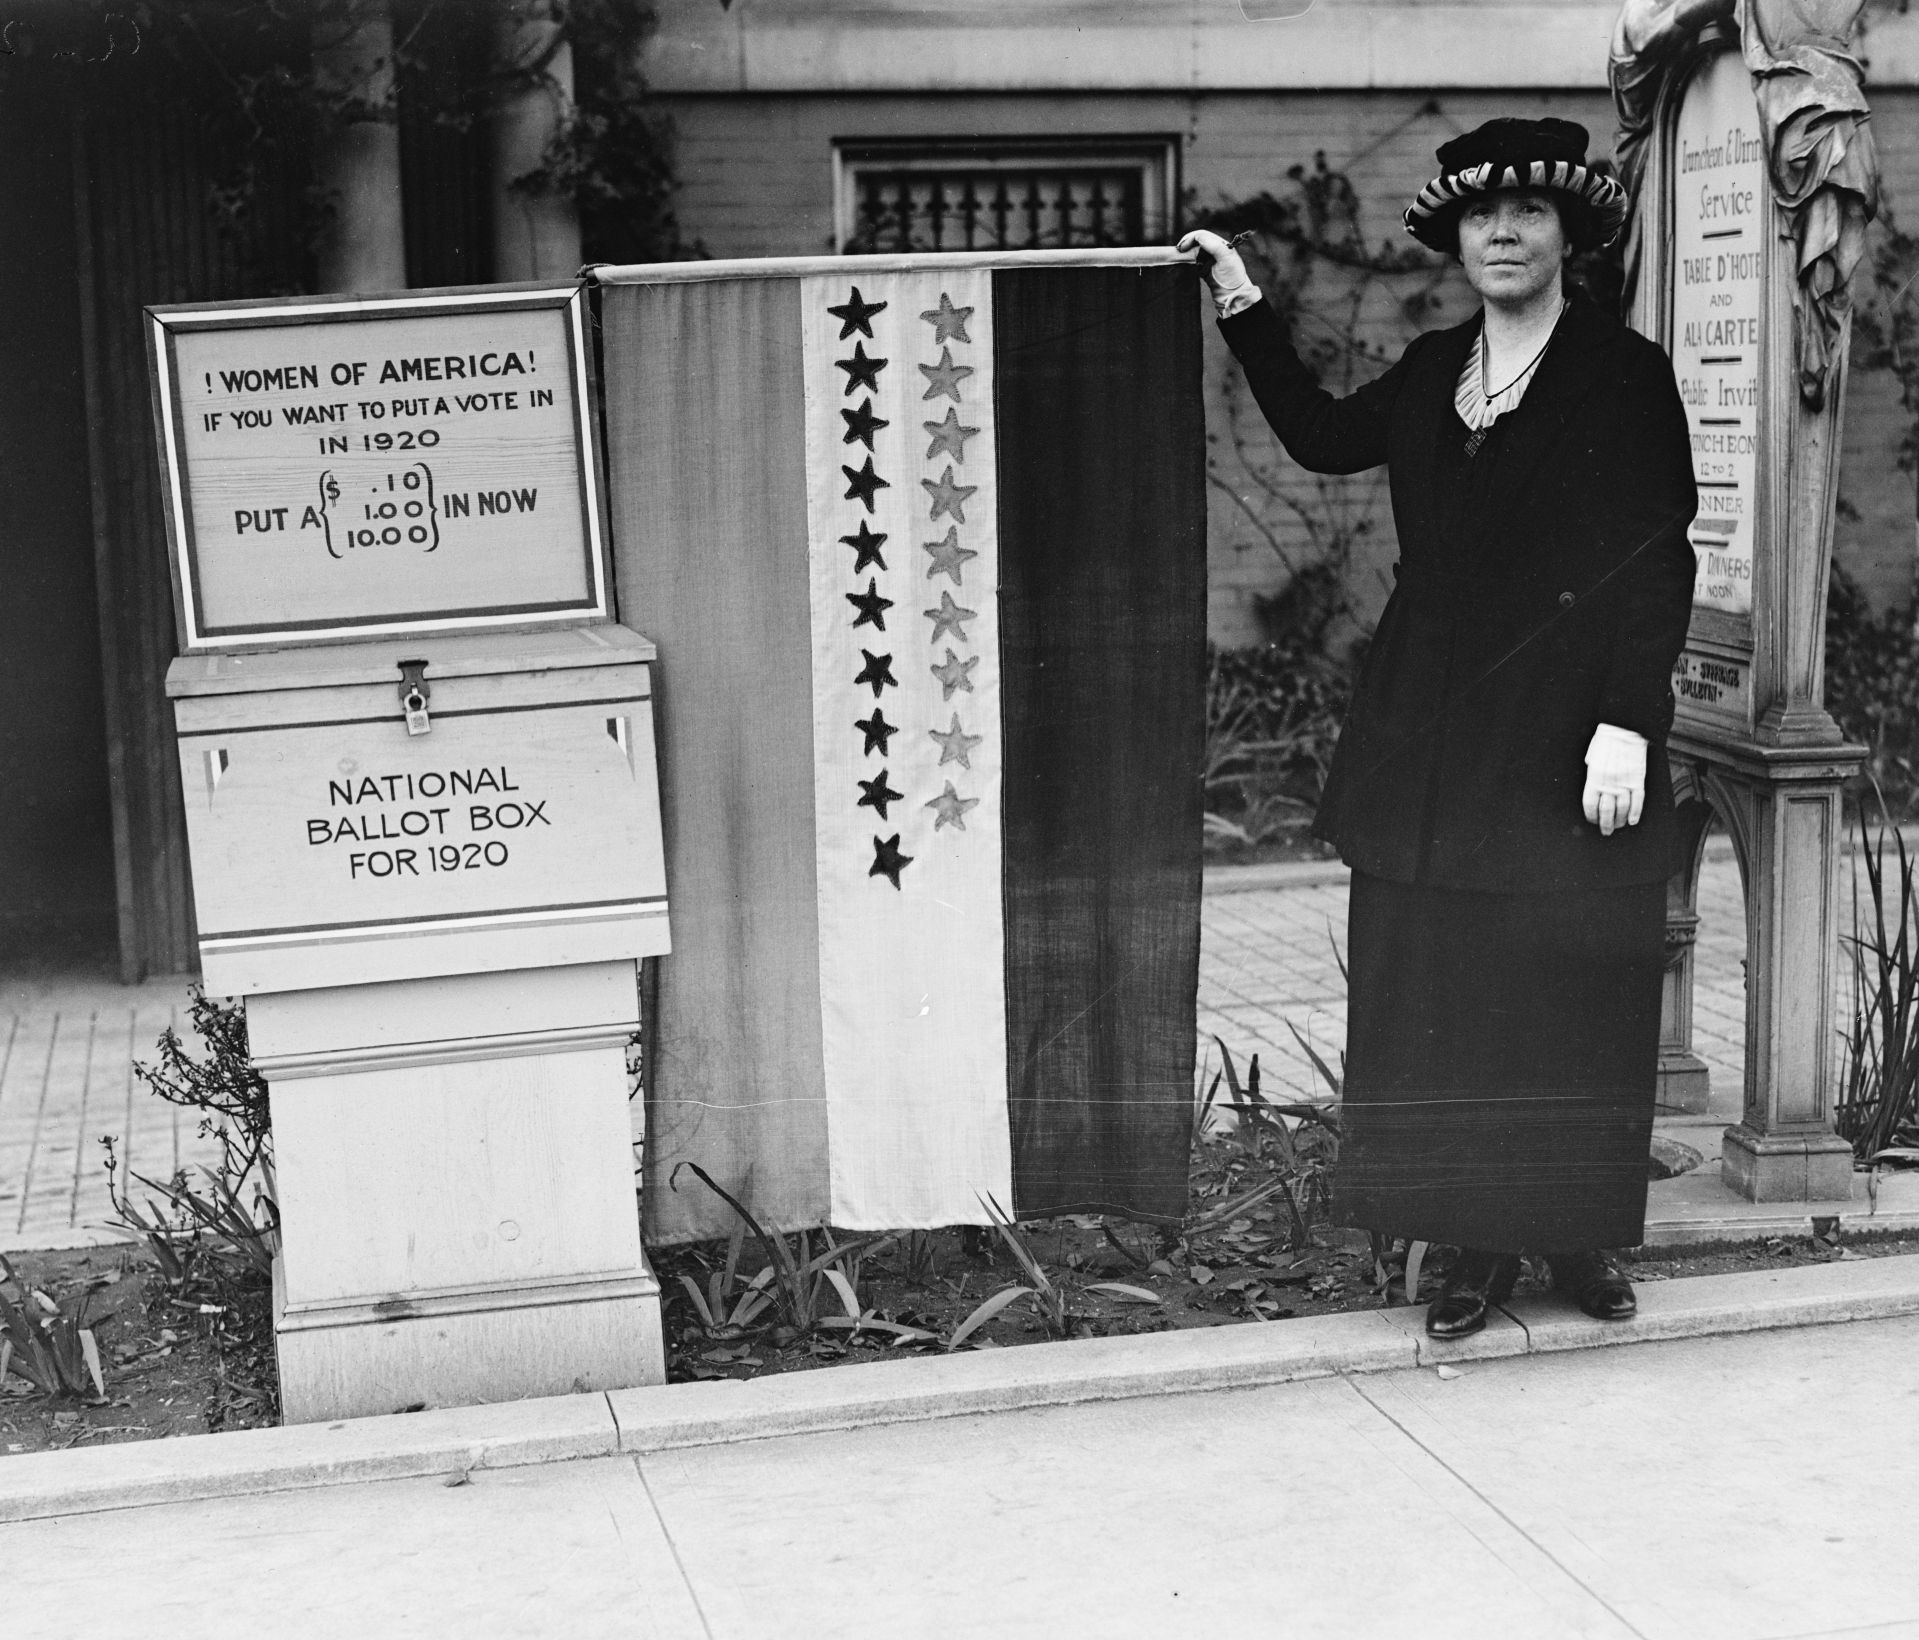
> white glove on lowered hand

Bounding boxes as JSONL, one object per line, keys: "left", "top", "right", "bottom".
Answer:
{"left": 1583, "top": 723, "right": 1648, "bottom": 837}
{"left": 1176, "top": 228, "right": 1262, "bottom": 319}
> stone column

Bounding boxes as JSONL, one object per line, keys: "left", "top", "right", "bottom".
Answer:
{"left": 492, "top": 0, "right": 583, "bottom": 282}
{"left": 1670, "top": 742, "right": 1859, "bottom": 1199}
{"left": 1655, "top": 814, "right": 1715, "bottom": 1115}
{"left": 312, "top": 0, "right": 407, "bottom": 293}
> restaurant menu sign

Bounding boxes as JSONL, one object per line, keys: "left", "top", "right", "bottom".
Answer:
{"left": 1670, "top": 49, "right": 1765, "bottom": 619}
{"left": 147, "top": 285, "right": 611, "bottom": 650}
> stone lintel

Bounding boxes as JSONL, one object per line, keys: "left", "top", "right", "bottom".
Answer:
{"left": 1666, "top": 728, "right": 1867, "bottom": 785}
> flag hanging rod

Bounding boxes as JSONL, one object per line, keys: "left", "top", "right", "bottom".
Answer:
{"left": 588, "top": 246, "right": 1195, "bottom": 286}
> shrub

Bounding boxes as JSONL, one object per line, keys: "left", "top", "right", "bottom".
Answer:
{"left": 0, "top": 1255, "right": 107, "bottom": 1402}
{"left": 108, "top": 989, "right": 278, "bottom": 1300}
{"left": 1204, "top": 626, "right": 1356, "bottom": 855}
{"left": 1826, "top": 566, "right": 1919, "bottom": 821}
{"left": 1837, "top": 806, "right": 1919, "bottom": 1160}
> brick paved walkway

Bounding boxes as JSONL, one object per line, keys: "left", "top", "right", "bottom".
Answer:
{"left": 0, "top": 977, "right": 218, "bottom": 1252}
{"left": 0, "top": 850, "right": 1766, "bottom": 1251}
{"left": 1199, "top": 850, "right": 1752, "bottom": 1123}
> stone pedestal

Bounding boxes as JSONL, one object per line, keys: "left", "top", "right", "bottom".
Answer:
{"left": 1670, "top": 734, "right": 1864, "bottom": 1203}
{"left": 247, "top": 961, "right": 664, "bottom": 1423}
{"left": 1720, "top": 1128, "right": 1856, "bottom": 1202}
{"left": 1620, "top": 23, "right": 1880, "bottom": 1205}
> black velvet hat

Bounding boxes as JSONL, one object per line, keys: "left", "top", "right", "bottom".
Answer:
{"left": 1404, "top": 118, "right": 1628, "bottom": 256}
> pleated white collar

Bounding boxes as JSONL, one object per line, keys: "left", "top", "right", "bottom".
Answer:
{"left": 1454, "top": 302, "right": 1566, "bottom": 433}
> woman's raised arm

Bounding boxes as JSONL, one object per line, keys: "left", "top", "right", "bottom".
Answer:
{"left": 1180, "top": 228, "right": 1415, "bottom": 476}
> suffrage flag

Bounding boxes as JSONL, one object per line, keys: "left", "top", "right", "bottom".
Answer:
{"left": 598, "top": 251, "right": 1205, "bottom": 1242}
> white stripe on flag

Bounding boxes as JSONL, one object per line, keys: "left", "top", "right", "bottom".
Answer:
{"left": 800, "top": 267, "right": 1013, "bottom": 1228}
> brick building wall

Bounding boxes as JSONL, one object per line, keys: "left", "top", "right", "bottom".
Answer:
{"left": 643, "top": 0, "right": 1919, "bottom": 646}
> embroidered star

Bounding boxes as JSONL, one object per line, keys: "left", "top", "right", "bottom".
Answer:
{"left": 828, "top": 286, "right": 888, "bottom": 340}
{"left": 841, "top": 520, "right": 888, "bottom": 574}
{"left": 924, "top": 590, "right": 977, "bottom": 644}
{"left": 841, "top": 398, "right": 890, "bottom": 450}
{"left": 923, "top": 407, "right": 980, "bottom": 464}
{"left": 925, "top": 781, "right": 980, "bottom": 832}
{"left": 931, "top": 648, "right": 979, "bottom": 699}
{"left": 835, "top": 342, "right": 887, "bottom": 396}
{"left": 857, "top": 767, "right": 903, "bottom": 820}
{"left": 842, "top": 456, "right": 889, "bottom": 512}
{"left": 846, "top": 578, "right": 893, "bottom": 630}
{"left": 921, "top": 526, "right": 978, "bottom": 585}
{"left": 869, "top": 833, "right": 912, "bottom": 890}
{"left": 918, "top": 347, "right": 974, "bottom": 403}
{"left": 922, "top": 465, "right": 977, "bottom": 524}
{"left": 929, "top": 713, "right": 983, "bottom": 769}
{"left": 854, "top": 649, "right": 897, "bottom": 697}
{"left": 920, "top": 292, "right": 974, "bottom": 345}
{"left": 855, "top": 708, "right": 897, "bottom": 756}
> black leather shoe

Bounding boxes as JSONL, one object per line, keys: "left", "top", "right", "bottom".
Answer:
{"left": 1547, "top": 1250, "right": 1637, "bottom": 1320}
{"left": 1425, "top": 1249, "right": 1521, "bottom": 1339}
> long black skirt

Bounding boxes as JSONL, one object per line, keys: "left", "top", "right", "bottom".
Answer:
{"left": 1332, "top": 870, "right": 1666, "bottom": 1253}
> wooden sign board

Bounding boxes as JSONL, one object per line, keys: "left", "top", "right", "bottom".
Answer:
{"left": 147, "top": 285, "right": 612, "bottom": 651}
{"left": 166, "top": 628, "right": 669, "bottom": 994}
{"left": 1665, "top": 45, "right": 1765, "bottom": 735}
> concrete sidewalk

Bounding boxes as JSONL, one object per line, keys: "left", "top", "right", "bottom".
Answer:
{"left": 8, "top": 1298, "right": 1919, "bottom": 1639}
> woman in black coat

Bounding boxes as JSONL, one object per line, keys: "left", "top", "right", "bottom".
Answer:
{"left": 1182, "top": 118, "right": 1698, "bottom": 1338}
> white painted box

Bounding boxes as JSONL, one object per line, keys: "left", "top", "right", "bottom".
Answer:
{"left": 166, "top": 624, "right": 670, "bottom": 994}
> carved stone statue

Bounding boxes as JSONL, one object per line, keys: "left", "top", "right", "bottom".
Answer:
{"left": 1610, "top": 0, "right": 1879, "bottom": 406}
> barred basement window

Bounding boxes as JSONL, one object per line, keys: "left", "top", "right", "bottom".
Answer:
{"left": 834, "top": 139, "right": 1178, "bottom": 254}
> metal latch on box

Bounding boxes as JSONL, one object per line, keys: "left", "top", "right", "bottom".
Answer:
{"left": 398, "top": 660, "right": 432, "bottom": 736}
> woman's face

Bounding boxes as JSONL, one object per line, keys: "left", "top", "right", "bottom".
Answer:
{"left": 1457, "top": 189, "right": 1569, "bottom": 307}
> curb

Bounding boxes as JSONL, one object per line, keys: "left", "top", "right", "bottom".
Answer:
{"left": 0, "top": 1227, "right": 130, "bottom": 1256}
{"left": 1204, "top": 858, "right": 1348, "bottom": 893}
{"left": 1643, "top": 1204, "right": 1919, "bottom": 1247}
{"left": 5, "top": 1254, "right": 1919, "bottom": 1524}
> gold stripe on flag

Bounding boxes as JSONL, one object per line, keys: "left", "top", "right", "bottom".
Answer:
{"left": 799, "top": 267, "right": 1012, "bottom": 1228}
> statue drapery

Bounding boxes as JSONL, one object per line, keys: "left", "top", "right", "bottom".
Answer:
{"left": 1609, "top": 0, "right": 1879, "bottom": 407}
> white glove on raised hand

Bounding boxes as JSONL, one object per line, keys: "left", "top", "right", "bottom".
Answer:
{"left": 1176, "top": 228, "right": 1262, "bottom": 318}
{"left": 1583, "top": 723, "right": 1648, "bottom": 837}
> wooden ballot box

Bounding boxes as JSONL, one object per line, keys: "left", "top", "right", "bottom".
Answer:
{"left": 148, "top": 284, "right": 670, "bottom": 1418}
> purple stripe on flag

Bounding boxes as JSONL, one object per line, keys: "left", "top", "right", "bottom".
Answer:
{"left": 993, "top": 265, "right": 1208, "bottom": 1225}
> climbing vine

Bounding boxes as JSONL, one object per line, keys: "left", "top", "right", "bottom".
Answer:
{"left": 1, "top": 0, "right": 696, "bottom": 283}
{"left": 520, "top": 0, "right": 695, "bottom": 264}
{"left": 1188, "top": 152, "right": 1456, "bottom": 648}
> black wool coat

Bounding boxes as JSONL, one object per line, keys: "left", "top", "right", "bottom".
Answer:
{"left": 1220, "top": 295, "right": 1698, "bottom": 894}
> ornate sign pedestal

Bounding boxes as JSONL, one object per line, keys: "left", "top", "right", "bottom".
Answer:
{"left": 1616, "top": 14, "right": 1877, "bottom": 1202}
{"left": 1668, "top": 736, "right": 1860, "bottom": 1200}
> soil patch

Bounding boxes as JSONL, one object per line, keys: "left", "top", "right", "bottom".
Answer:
{"left": 651, "top": 1223, "right": 1919, "bottom": 1386}
{"left": 7, "top": 1195, "right": 1914, "bottom": 1449}
{"left": 1, "top": 1245, "right": 275, "bottom": 1457}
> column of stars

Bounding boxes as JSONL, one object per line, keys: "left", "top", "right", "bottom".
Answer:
{"left": 918, "top": 291, "right": 982, "bottom": 838}
{"left": 831, "top": 285, "right": 913, "bottom": 889}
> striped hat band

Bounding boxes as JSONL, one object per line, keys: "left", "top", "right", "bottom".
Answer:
{"left": 1404, "top": 158, "right": 1629, "bottom": 252}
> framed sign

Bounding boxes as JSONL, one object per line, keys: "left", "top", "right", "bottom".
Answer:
{"left": 146, "top": 284, "right": 613, "bottom": 651}
{"left": 1668, "top": 47, "right": 1764, "bottom": 624}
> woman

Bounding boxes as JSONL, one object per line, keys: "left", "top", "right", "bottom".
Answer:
{"left": 1181, "top": 118, "right": 1697, "bottom": 1338}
